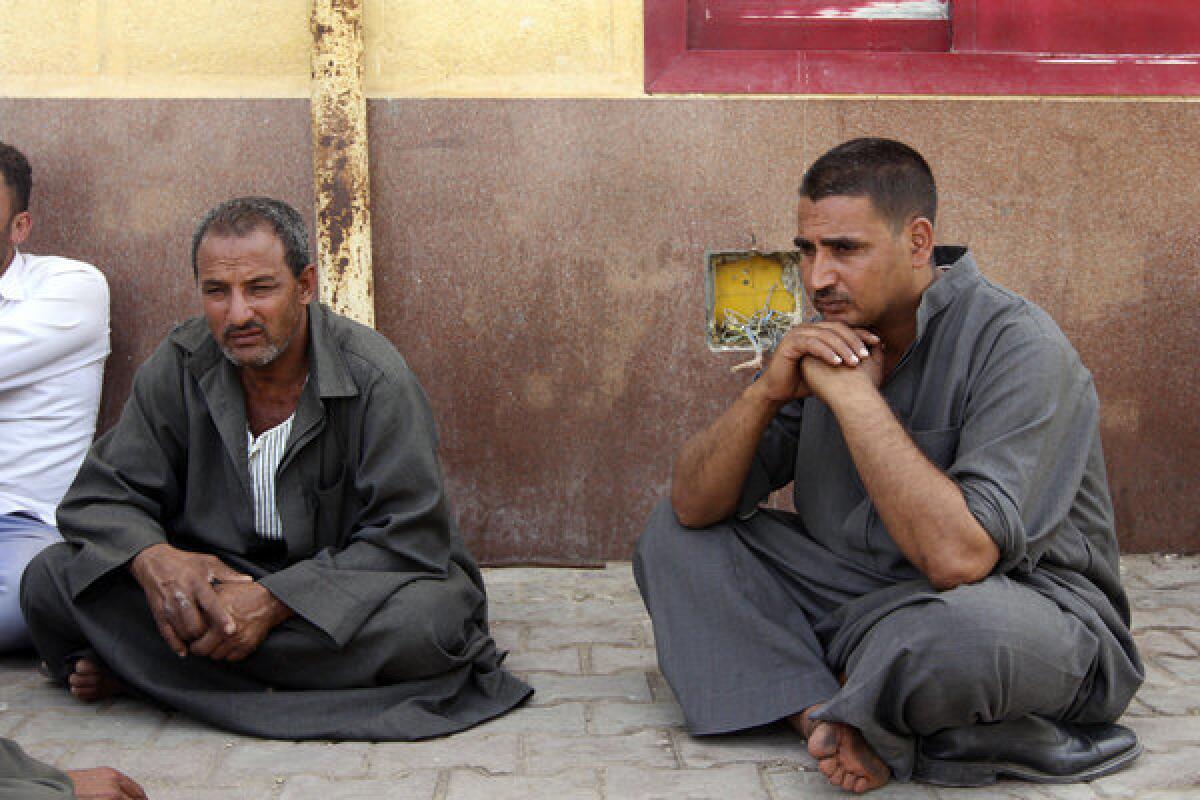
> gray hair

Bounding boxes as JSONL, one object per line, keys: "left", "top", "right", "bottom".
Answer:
{"left": 191, "top": 196, "right": 311, "bottom": 278}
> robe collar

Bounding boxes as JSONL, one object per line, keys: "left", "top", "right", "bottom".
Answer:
{"left": 913, "top": 245, "right": 975, "bottom": 345}
{"left": 172, "top": 301, "right": 358, "bottom": 400}
{"left": 169, "top": 301, "right": 359, "bottom": 490}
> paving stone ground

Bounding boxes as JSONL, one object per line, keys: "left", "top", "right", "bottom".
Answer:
{"left": 0, "top": 555, "right": 1197, "bottom": 799}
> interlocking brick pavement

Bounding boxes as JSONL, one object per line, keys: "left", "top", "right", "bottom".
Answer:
{"left": 0, "top": 555, "right": 1195, "bottom": 799}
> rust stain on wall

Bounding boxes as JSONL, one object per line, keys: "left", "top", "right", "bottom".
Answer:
{"left": 310, "top": 0, "right": 374, "bottom": 326}
{"left": 5, "top": 97, "right": 1198, "bottom": 562}
{"left": 368, "top": 98, "right": 1200, "bottom": 561}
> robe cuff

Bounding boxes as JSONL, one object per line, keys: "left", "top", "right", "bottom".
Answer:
{"left": 63, "top": 534, "right": 166, "bottom": 600}
{"left": 259, "top": 562, "right": 370, "bottom": 648}
{"left": 961, "top": 482, "right": 1028, "bottom": 575}
{"left": 734, "top": 457, "right": 774, "bottom": 520}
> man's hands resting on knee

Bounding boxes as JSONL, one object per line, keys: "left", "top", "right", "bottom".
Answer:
{"left": 129, "top": 543, "right": 290, "bottom": 660}
{"left": 189, "top": 581, "right": 293, "bottom": 661}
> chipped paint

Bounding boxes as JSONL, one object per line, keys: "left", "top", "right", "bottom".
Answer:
{"left": 814, "top": 1, "right": 948, "bottom": 19}
{"left": 1037, "top": 56, "right": 1199, "bottom": 66}
{"left": 311, "top": 0, "right": 375, "bottom": 327}
{"left": 739, "top": 1, "right": 949, "bottom": 21}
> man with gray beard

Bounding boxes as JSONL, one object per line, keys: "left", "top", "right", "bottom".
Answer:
{"left": 21, "top": 197, "right": 531, "bottom": 740}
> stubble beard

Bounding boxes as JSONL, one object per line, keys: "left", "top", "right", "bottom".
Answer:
{"left": 220, "top": 312, "right": 301, "bottom": 369}
{"left": 221, "top": 340, "right": 284, "bottom": 368}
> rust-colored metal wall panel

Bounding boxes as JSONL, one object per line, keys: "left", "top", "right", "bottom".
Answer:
{"left": 367, "top": 100, "right": 806, "bottom": 564}
{"left": 0, "top": 99, "right": 315, "bottom": 437}
{"left": 2, "top": 98, "right": 1196, "bottom": 559}
{"left": 367, "top": 99, "right": 1199, "bottom": 559}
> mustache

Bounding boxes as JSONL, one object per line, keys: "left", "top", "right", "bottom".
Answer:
{"left": 812, "top": 288, "right": 851, "bottom": 305}
{"left": 223, "top": 322, "right": 266, "bottom": 338}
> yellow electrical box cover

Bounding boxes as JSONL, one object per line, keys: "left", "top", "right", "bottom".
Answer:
{"left": 712, "top": 254, "right": 796, "bottom": 325}
{"left": 705, "top": 250, "right": 803, "bottom": 352}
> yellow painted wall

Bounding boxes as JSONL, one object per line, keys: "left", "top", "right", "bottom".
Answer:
{"left": 0, "top": 0, "right": 644, "bottom": 98}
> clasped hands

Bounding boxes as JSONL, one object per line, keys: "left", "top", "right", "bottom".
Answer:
{"left": 757, "top": 321, "right": 884, "bottom": 405}
{"left": 129, "top": 543, "right": 291, "bottom": 661}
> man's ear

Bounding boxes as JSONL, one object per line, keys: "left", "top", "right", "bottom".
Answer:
{"left": 8, "top": 210, "right": 32, "bottom": 247}
{"left": 907, "top": 216, "right": 934, "bottom": 269}
{"left": 297, "top": 264, "right": 317, "bottom": 304}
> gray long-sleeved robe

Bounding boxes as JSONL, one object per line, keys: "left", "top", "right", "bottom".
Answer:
{"left": 0, "top": 739, "right": 73, "bottom": 798}
{"left": 636, "top": 248, "right": 1144, "bottom": 779}
{"left": 22, "top": 302, "right": 531, "bottom": 739}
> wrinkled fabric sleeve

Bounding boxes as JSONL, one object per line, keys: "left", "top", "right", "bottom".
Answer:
{"left": 0, "top": 267, "right": 109, "bottom": 393}
{"left": 56, "top": 341, "right": 185, "bottom": 597}
{"left": 735, "top": 398, "right": 805, "bottom": 518}
{"left": 948, "top": 325, "right": 1098, "bottom": 575}
{"left": 0, "top": 738, "right": 75, "bottom": 798}
{"left": 260, "top": 363, "right": 455, "bottom": 647}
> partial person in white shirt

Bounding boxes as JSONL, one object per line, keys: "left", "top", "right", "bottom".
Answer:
{"left": 0, "top": 140, "right": 109, "bottom": 651}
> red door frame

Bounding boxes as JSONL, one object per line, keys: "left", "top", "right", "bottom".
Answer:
{"left": 647, "top": 0, "right": 1200, "bottom": 95}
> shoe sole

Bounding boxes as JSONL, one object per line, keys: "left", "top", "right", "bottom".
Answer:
{"left": 914, "top": 740, "right": 1143, "bottom": 787}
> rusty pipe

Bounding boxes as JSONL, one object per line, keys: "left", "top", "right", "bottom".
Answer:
{"left": 310, "top": 0, "right": 375, "bottom": 326}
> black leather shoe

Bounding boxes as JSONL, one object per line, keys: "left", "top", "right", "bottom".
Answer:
{"left": 913, "top": 716, "right": 1142, "bottom": 787}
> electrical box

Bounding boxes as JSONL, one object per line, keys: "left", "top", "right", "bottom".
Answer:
{"left": 705, "top": 250, "right": 805, "bottom": 353}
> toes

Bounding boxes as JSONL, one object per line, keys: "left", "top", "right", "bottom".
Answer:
{"left": 69, "top": 685, "right": 98, "bottom": 701}
{"left": 66, "top": 659, "right": 119, "bottom": 702}
{"left": 807, "top": 721, "right": 838, "bottom": 759}
{"left": 837, "top": 725, "right": 890, "bottom": 786}
{"left": 844, "top": 767, "right": 864, "bottom": 796}
{"left": 852, "top": 775, "right": 870, "bottom": 794}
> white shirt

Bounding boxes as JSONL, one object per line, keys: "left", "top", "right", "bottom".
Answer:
{"left": 247, "top": 414, "right": 294, "bottom": 539}
{"left": 0, "top": 249, "right": 110, "bottom": 524}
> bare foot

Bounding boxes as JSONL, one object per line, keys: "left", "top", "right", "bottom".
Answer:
{"left": 791, "top": 706, "right": 889, "bottom": 794}
{"left": 67, "top": 659, "right": 124, "bottom": 702}
{"left": 807, "top": 719, "right": 890, "bottom": 794}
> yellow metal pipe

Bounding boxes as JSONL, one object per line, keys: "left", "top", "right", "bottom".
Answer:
{"left": 310, "top": 0, "right": 375, "bottom": 326}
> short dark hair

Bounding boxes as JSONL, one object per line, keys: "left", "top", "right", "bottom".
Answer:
{"left": 800, "top": 138, "right": 936, "bottom": 231}
{"left": 191, "top": 196, "right": 311, "bottom": 278}
{"left": 0, "top": 141, "right": 32, "bottom": 214}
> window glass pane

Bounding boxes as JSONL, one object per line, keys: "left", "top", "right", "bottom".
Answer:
{"left": 688, "top": 1, "right": 951, "bottom": 51}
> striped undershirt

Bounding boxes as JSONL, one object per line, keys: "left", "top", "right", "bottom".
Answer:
{"left": 247, "top": 414, "right": 295, "bottom": 540}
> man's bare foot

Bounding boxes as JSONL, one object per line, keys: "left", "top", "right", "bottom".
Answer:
{"left": 67, "top": 659, "right": 124, "bottom": 702}
{"left": 791, "top": 706, "right": 889, "bottom": 794}
{"left": 808, "top": 719, "right": 890, "bottom": 794}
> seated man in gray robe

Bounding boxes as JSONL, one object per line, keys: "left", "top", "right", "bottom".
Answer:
{"left": 21, "top": 197, "right": 531, "bottom": 740}
{"left": 635, "top": 139, "right": 1143, "bottom": 793}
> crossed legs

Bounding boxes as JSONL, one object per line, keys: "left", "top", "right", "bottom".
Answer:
{"left": 635, "top": 501, "right": 1105, "bottom": 793}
